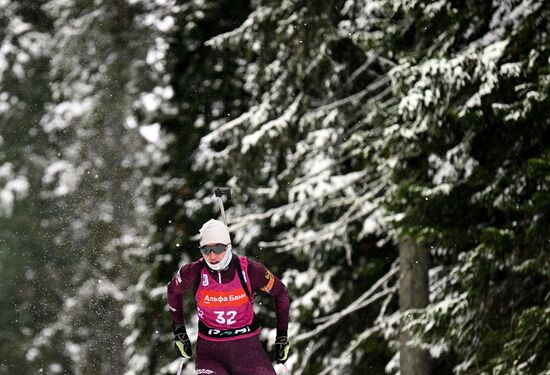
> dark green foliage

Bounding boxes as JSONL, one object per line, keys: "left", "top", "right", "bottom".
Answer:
{"left": 0, "top": 1, "right": 55, "bottom": 372}
{"left": 131, "top": 1, "right": 253, "bottom": 372}
{"left": 379, "top": 1, "right": 550, "bottom": 373}
{"left": 171, "top": 1, "right": 402, "bottom": 373}
{"left": 2, "top": 0, "right": 548, "bottom": 374}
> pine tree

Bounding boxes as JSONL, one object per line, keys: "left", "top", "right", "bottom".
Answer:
{"left": 0, "top": 1, "right": 54, "bottom": 372}
{"left": 9, "top": 0, "right": 162, "bottom": 373}
{"left": 191, "top": 1, "right": 402, "bottom": 373}
{"left": 350, "top": 0, "right": 550, "bottom": 373}
{"left": 186, "top": 0, "right": 550, "bottom": 373}
{"left": 123, "top": 1, "right": 252, "bottom": 373}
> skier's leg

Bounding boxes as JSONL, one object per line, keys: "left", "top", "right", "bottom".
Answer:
{"left": 228, "top": 335, "right": 277, "bottom": 375}
{"left": 195, "top": 338, "right": 230, "bottom": 375}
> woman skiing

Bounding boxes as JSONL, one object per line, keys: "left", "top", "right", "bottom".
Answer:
{"left": 167, "top": 219, "right": 291, "bottom": 374}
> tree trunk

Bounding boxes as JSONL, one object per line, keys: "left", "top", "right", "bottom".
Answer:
{"left": 399, "top": 240, "right": 431, "bottom": 375}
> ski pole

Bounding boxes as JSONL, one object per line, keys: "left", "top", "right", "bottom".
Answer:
{"left": 213, "top": 187, "right": 231, "bottom": 226}
{"left": 278, "top": 363, "right": 290, "bottom": 375}
{"left": 176, "top": 357, "right": 184, "bottom": 375}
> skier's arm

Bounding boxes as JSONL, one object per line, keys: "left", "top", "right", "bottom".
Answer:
{"left": 166, "top": 261, "right": 202, "bottom": 325}
{"left": 248, "top": 261, "right": 290, "bottom": 333}
{"left": 249, "top": 261, "right": 292, "bottom": 363}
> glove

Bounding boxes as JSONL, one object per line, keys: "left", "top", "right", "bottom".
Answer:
{"left": 172, "top": 323, "right": 192, "bottom": 359}
{"left": 274, "top": 331, "right": 291, "bottom": 364}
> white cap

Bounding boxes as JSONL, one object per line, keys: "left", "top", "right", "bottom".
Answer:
{"left": 199, "top": 219, "right": 231, "bottom": 247}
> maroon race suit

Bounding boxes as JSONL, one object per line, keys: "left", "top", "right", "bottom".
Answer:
{"left": 167, "top": 253, "right": 290, "bottom": 375}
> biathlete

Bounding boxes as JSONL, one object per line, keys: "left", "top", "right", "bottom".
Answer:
{"left": 167, "top": 219, "right": 291, "bottom": 374}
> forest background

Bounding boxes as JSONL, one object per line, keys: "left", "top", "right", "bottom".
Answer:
{"left": 0, "top": 0, "right": 549, "bottom": 374}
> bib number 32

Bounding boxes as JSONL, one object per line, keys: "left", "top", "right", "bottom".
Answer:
{"left": 214, "top": 310, "right": 237, "bottom": 325}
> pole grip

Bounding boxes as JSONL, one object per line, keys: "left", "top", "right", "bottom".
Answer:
{"left": 214, "top": 186, "right": 231, "bottom": 200}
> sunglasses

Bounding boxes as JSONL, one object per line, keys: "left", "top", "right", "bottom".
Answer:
{"left": 200, "top": 244, "right": 227, "bottom": 255}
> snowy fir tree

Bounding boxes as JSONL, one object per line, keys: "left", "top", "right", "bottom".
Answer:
{"left": 1, "top": 0, "right": 166, "bottom": 373}
{"left": 373, "top": 1, "right": 550, "bottom": 373}
{"left": 1, "top": 1, "right": 56, "bottom": 372}
{"left": 1, "top": 1, "right": 549, "bottom": 375}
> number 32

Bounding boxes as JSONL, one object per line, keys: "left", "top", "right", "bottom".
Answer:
{"left": 214, "top": 310, "right": 237, "bottom": 325}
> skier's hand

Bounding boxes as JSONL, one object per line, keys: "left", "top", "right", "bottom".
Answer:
{"left": 172, "top": 323, "right": 192, "bottom": 359}
{"left": 274, "top": 332, "right": 291, "bottom": 364}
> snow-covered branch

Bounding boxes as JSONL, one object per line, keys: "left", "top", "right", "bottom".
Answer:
{"left": 294, "top": 261, "right": 399, "bottom": 343}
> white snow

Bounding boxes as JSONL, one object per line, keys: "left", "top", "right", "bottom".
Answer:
{"left": 41, "top": 99, "right": 94, "bottom": 132}
{"left": 41, "top": 160, "right": 79, "bottom": 197}
{"left": 0, "top": 163, "right": 30, "bottom": 216}
{"left": 241, "top": 95, "right": 302, "bottom": 154}
{"left": 139, "top": 123, "right": 161, "bottom": 144}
